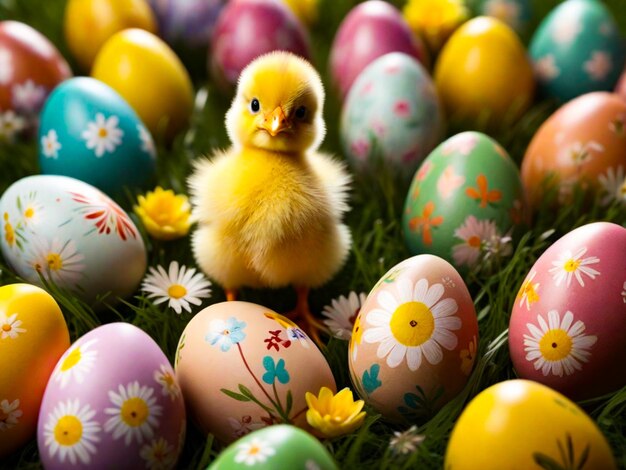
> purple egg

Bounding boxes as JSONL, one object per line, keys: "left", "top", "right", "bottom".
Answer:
{"left": 329, "top": 0, "right": 427, "bottom": 99}
{"left": 37, "top": 323, "right": 186, "bottom": 469}
{"left": 210, "top": 0, "right": 311, "bottom": 88}
{"left": 148, "top": 0, "right": 226, "bottom": 46}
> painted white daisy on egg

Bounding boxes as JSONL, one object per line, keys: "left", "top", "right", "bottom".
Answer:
{"left": 551, "top": 17, "right": 581, "bottom": 45}
{"left": 19, "top": 192, "right": 44, "bottom": 227}
{"left": 52, "top": 338, "right": 98, "bottom": 389}
{"left": 584, "top": 51, "right": 612, "bottom": 81}
{"left": 138, "top": 124, "right": 156, "bottom": 157}
{"left": 104, "top": 381, "right": 162, "bottom": 446}
{"left": 0, "top": 398, "right": 23, "bottom": 431}
{"left": 139, "top": 437, "right": 176, "bottom": 470}
{"left": 452, "top": 216, "right": 498, "bottom": 268}
{"left": 321, "top": 291, "right": 367, "bottom": 340}
{"left": 516, "top": 270, "right": 540, "bottom": 311}
{"left": 43, "top": 399, "right": 101, "bottom": 465}
{"left": 534, "top": 55, "right": 560, "bottom": 81}
{"left": 142, "top": 261, "right": 212, "bottom": 314}
{"left": 41, "top": 129, "right": 61, "bottom": 159}
{"left": 12, "top": 79, "right": 46, "bottom": 113}
{"left": 234, "top": 437, "right": 276, "bottom": 466}
{"left": 0, "top": 312, "right": 26, "bottom": 339}
{"left": 549, "top": 246, "right": 600, "bottom": 288}
{"left": 154, "top": 364, "right": 181, "bottom": 401}
{"left": 0, "top": 47, "right": 12, "bottom": 85}
{"left": 27, "top": 236, "right": 85, "bottom": 285}
{"left": 524, "top": 310, "right": 597, "bottom": 377}
{"left": 362, "top": 278, "right": 461, "bottom": 371}
{"left": 598, "top": 166, "right": 626, "bottom": 206}
{"left": 81, "top": 113, "right": 123, "bottom": 157}
{"left": 0, "top": 110, "right": 25, "bottom": 141}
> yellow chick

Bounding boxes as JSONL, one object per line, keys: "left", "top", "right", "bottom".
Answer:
{"left": 188, "top": 51, "right": 351, "bottom": 340}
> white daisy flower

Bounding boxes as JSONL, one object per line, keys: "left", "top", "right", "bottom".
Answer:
{"left": 388, "top": 425, "right": 425, "bottom": 455}
{"left": 234, "top": 437, "right": 276, "bottom": 466}
{"left": 321, "top": 291, "right": 367, "bottom": 340}
{"left": 584, "top": 51, "right": 612, "bottom": 81}
{"left": 27, "top": 236, "right": 85, "bottom": 285}
{"left": 534, "top": 54, "right": 560, "bottom": 81}
{"left": 52, "top": 338, "right": 98, "bottom": 389}
{"left": 598, "top": 166, "right": 626, "bottom": 206}
{"left": 142, "top": 261, "right": 212, "bottom": 314}
{"left": 549, "top": 247, "right": 600, "bottom": 288}
{"left": 41, "top": 129, "right": 61, "bottom": 159}
{"left": 362, "top": 278, "right": 461, "bottom": 371}
{"left": 452, "top": 216, "right": 498, "bottom": 268}
{"left": 19, "top": 192, "right": 44, "bottom": 227}
{"left": 0, "top": 110, "right": 25, "bottom": 141}
{"left": 81, "top": 113, "right": 124, "bottom": 158}
{"left": 0, "top": 398, "right": 23, "bottom": 431}
{"left": 43, "top": 399, "right": 101, "bottom": 465}
{"left": 568, "top": 141, "right": 604, "bottom": 166}
{"left": 516, "top": 270, "right": 540, "bottom": 311}
{"left": 0, "top": 312, "right": 26, "bottom": 339}
{"left": 12, "top": 79, "right": 46, "bottom": 113}
{"left": 0, "top": 47, "right": 12, "bottom": 85}
{"left": 139, "top": 437, "right": 176, "bottom": 470}
{"left": 154, "top": 364, "right": 181, "bottom": 401}
{"left": 524, "top": 310, "right": 597, "bottom": 377}
{"left": 104, "top": 381, "right": 162, "bottom": 446}
{"left": 138, "top": 124, "right": 156, "bottom": 157}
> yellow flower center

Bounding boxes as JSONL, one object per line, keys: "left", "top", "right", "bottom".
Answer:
{"left": 539, "top": 329, "right": 572, "bottom": 361}
{"left": 390, "top": 301, "right": 435, "bottom": 347}
{"left": 61, "top": 347, "right": 82, "bottom": 371}
{"left": 524, "top": 282, "right": 539, "bottom": 304}
{"left": 2, "top": 323, "right": 11, "bottom": 332}
{"left": 350, "top": 316, "right": 363, "bottom": 352}
{"left": 620, "top": 180, "right": 626, "bottom": 196}
{"left": 46, "top": 253, "right": 63, "bottom": 271}
{"left": 168, "top": 284, "right": 187, "bottom": 299}
{"left": 120, "top": 397, "right": 149, "bottom": 427}
{"left": 98, "top": 128, "right": 108, "bottom": 138}
{"left": 467, "top": 235, "right": 481, "bottom": 248}
{"left": 24, "top": 207, "right": 34, "bottom": 218}
{"left": 54, "top": 415, "right": 83, "bottom": 446}
{"left": 4, "top": 218, "right": 14, "bottom": 246}
{"left": 248, "top": 445, "right": 261, "bottom": 456}
{"left": 564, "top": 258, "right": 581, "bottom": 273}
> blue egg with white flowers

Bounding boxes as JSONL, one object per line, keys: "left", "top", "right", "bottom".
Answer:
{"left": 38, "top": 77, "right": 156, "bottom": 196}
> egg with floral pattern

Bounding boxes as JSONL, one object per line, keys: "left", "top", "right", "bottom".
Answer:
{"left": 474, "top": 0, "right": 532, "bottom": 36}
{"left": 38, "top": 77, "right": 156, "bottom": 197}
{"left": 340, "top": 52, "right": 443, "bottom": 176}
{"left": 521, "top": 92, "right": 626, "bottom": 209}
{"left": 403, "top": 132, "right": 527, "bottom": 273}
{"left": 349, "top": 255, "right": 478, "bottom": 423}
{"left": 0, "top": 175, "right": 147, "bottom": 306}
{"left": 0, "top": 284, "right": 69, "bottom": 458}
{"left": 148, "top": 0, "right": 226, "bottom": 46}
{"left": 530, "top": 0, "right": 625, "bottom": 103}
{"left": 509, "top": 222, "right": 626, "bottom": 400}
{"left": 175, "top": 301, "right": 336, "bottom": 444}
{"left": 0, "top": 21, "right": 72, "bottom": 140}
{"left": 209, "top": 0, "right": 310, "bottom": 89}
{"left": 37, "top": 323, "right": 186, "bottom": 469}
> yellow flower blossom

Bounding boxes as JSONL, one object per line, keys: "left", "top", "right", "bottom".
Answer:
{"left": 134, "top": 187, "right": 191, "bottom": 241}
{"left": 305, "top": 387, "right": 366, "bottom": 438}
{"left": 281, "top": 0, "right": 319, "bottom": 25}
{"left": 403, "top": 0, "right": 469, "bottom": 54}
{"left": 3, "top": 212, "right": 15, "bottom": 247}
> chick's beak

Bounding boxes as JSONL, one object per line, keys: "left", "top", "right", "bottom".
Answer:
{"left": 262, "top": 106, "right": 289, "bottom": 137}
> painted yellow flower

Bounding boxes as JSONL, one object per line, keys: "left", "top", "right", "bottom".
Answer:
{"left": 460, "top": 335, "right": 477, "bottom": 376}
{"left": 3, "top": 212, "right": 15, "bottom": 247}
{"left": 134, "top": 187, "right": 191, "bottom": 241}
{"left": 305, "top": 387, "right": 366, "bottom": 438}
{"left": 403, "top": 0, "right": 469, "bottom": 53}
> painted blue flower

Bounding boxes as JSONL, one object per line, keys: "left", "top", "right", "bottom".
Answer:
{"left": 362, "top": 364, "right": 382, "bottom": 394}
{"left": 205, "top": 316, "right": 246, "bottom": 352}
{"left": 262, "top": 356, "right": 290, "bottom": 385}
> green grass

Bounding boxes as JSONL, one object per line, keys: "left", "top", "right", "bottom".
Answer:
{"left": 1, "top": 0, "right": 625, "bottom": 469}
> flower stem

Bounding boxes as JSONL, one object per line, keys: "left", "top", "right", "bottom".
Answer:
{"left": 237, "top": 343, "right": 281, "bottom": 412}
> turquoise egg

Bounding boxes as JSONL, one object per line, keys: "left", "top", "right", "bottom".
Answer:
{"left": 475, "top": 0, "right": 532, "bottom": 36}
{"left": 38, "top": 77, "right": 156, "bottom": 196}
{"left": 340, "top": 52, "right": 443, "bottom": 176}
{"left": 529, "top": 0, "right": 625, "bottom": 102}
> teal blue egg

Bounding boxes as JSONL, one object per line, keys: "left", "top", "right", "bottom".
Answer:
{"left": 529, "top": 0, "right": 625, "bottom": 102}
{"left": 475, "top": 0, "right": 532, "bottom": 36}
{"left": 38, "top": 77, "right": 156, "bottom": 196}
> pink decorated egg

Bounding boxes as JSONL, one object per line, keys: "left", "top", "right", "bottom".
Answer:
{"left": 509, "top": 222, "right": 626, "bottom": 400}
{"left": 329, "top": 0, "right": 427, "bottom": 99}
{"left": 209, "top": 0, "right": 311, "bottom": 88}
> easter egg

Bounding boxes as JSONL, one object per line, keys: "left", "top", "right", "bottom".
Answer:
{"left": 616, "top": 65, "right": 626, "bottom": 100}
{"left": 0, "top": 175, "right": 147, "bottom": 306}
{"left": 434, "top": 16, "right": 534, "bottom": 128}
{"left": 38, "top": 323, "right": 186, "bottom": 469}
{"left": 210, "top": 0, "right": 311, "bottom": 89}
{"left": 148, "top": 0, "right": 226, "bottom": 46}
{"left": 64, "top": 0, "right": 157, "bottom": 70}
{"left": 175, "top": 301, "right": 336, "bottom": 444}
{"left": 444, "top": 380, "right": 617, "bottom": 469}
{"left": 92, "top": 28, "right": 193, "bottom": 140}
{"left": 329, "top": 0, "right": 427, "bottom": 99}
{"left": 208, "top": 424, "right": 338, "bottom": 469}
{"left": 509, "top": 222, "right": 626, "bottom": 400}
{"left": 348, "top": 255, "right": 478, "bottom": 423}
{"left": 0, "top": 21, "right": 71, "bottom": 139}
{"left": 403, "top": 132, "right": 527, "bottom": 272}
{"left": 521, "top": 92, "right": 626, "bottom": 209}
{"left": 38, "top": 77, "right": 156, "bottom": 197}
{"left": 0, "top": 284, "right": 69, "bottom": 458}
{"left": 340, "top": 52, "right": 443, "bottom": 176}
{"left": 474, "top": 0, "right": 532, "bottom": 36}
{"left": 529, "top": 0, "right": 625, "bottom": 103}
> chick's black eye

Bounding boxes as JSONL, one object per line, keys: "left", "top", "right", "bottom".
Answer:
{"left": 250, "top": 98, "right": 260, "bottom": 114}
{"left": 295, "top": 106, "right": 307, "bottom": 119}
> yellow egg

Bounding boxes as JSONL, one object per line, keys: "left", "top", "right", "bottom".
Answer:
{"left": 434, "top": 16, "right": 534, "bottom": 128}
{"left": 0, "top": 284, "right": 69, "bottom": 457}
{"left": 64, "top": 0, "right": 157, "bottom": 70}
{"left": 91, "top": 28, "right": 194, "bottom": 140}
{"left": 444, "top": 380, "right": 617, "bottom": 470}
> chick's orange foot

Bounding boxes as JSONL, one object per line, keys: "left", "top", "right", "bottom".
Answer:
{"left": 284, "top": 286, "right": 326, "bottom": 347}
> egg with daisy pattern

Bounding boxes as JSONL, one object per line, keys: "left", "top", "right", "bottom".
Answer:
{"left": 37, "top": 323, "right": 186, "bottom": 469}
{"left": 509, "top": 222, "right": 626, "bottom": 400}
{"left": 348, "top": 254, "right": 478, "bottom": 423}
{"left": 39, "top": 77, "right": 156, "bottom": 197}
